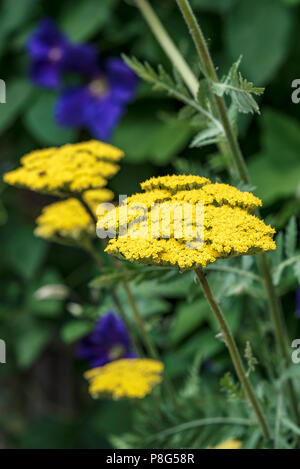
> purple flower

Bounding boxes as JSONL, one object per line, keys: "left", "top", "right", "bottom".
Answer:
{"left": 297, "top": 288, "right": 300, "bottom": 318}
{"left": 55, "top": 58, "right": 138, "bottom": 141}
{"left": 77, "top": 312, "right": 136, "bottom": 368}
{"left": 27, "top": 18, "right": 99, "bottom": 89}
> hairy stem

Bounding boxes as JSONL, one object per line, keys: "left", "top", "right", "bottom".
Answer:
{"left": 195, "top": 268, "right": 271, "bottom": 441}
{"left": 175, "top": 0, "right": 300, "bottom": 432}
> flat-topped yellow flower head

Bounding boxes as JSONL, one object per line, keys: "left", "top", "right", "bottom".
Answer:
{"left": 84, "top": 358, "right": 164, "bottom": 400}
{"left": 98, "top": 174, "right": 276, "bottom": 270}
{"left": 35, "top": 188, "right": 114, "bottom": 241}
{"left": 4, "top": 140, "right": 124, "bottom": 196}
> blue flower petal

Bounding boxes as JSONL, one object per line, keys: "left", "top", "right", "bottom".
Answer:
{"left": 27, "top": 18, "right": 67, "bottom": 61}
{"left": 63, "top": 43, "right": 100, "bottom": 77}
{"left": 106, "top": 58, "right": 139, "bottom": 104}
{"left": 27, "top": 18, "right": 102, "bottom": 89}
{"left": 77, "top": 312, "right": 136, "bottom": 368}
{"left": 30, "top": 60, "right": 62, "bottom": 89}
{"left": 55, "top": 87, "right": 89, "bottom": 126}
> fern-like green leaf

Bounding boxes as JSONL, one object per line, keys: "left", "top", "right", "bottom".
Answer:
{"left": 122, "top": 54, "right": 190, "bottom": 99}
{"left": 244, "top": 341, "right": 258, "bottom": 377}
{"left": 123, "top": 55, "right": 223, "bottom": 134}
{"left": 220, "top": 372, "right": 244, "bottom": 400}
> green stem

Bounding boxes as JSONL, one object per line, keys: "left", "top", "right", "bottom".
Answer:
{"left": 134, "top": 0, "right": 300, "bottom": 434}
{"left": 78, "top": 195, "right": 180, "bottom": 408}
{"left": 175, "top": 0, "right": 300, "bottom": 432}
{"left": 76, "top": 195, "right": 143, "bottom": 354}
{"left": 175, "top": 0, "right": 248, "bottom": 182}
{"left": 134, "top": 0, "right": 198, "bottom": 97}
{"left": 122, "top": 280, "right": 159, "bottom": 360}
{"left": 134, "top": 0, "right": 233, "bottom": 173}
{"left": 195, "top": 267, "right": 271, "bottom": 441}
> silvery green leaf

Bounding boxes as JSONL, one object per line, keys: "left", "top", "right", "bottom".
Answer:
{"left": 293, "top": 261, "right": 300, "bottom": 283}
{"left": 190, "top": 125, "right": 225, "bottom": 148}
{"left": 273, "top": 263, "right": 285, "bottom": 286}
{"left": 213, "top": 56, "right": 264, "bottom": 114}
{"left": 178, "top": 105, "right": 196, "bottom": 120}
{"left": 274, "top": 231, "right": 284, "bottom": 266}
{"left": 123, "top": 55, "right": 220, "bottom": 129}
{"left": 285, "top": 216, "right": 297, "bottom": 258}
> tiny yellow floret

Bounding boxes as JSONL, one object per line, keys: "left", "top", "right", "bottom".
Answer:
{"left": 84, "top": 358, "right": 164, "bottom": 400}
{"left": 98, "top": 174, "right": 276, "bottom": 270}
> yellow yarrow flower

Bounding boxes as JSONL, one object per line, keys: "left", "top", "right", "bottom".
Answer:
{"left": 98, "top": 174, "right": 276, "bottom": 271}
{"left": 84, "top": 358, "right": 164, "bottom": 400}
{"left": 3, "top": 140, "right": 124, "bottom": 196}
{"left": 213, "top": 438, "right": 243, "bottom": 449}
{"left": 35, "top": 188, "right": 113, "bottom": 241}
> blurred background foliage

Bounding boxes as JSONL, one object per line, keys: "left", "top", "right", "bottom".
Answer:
{"left": 0, "top": 0, "right": 300, "bottom": 449}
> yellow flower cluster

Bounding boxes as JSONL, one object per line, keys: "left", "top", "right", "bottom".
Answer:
{"left": 84, "top": 358, "right": 164, "bottom": 400}
{"left": 213, "top": 438, "right": 243, "bottom": 450}
{"left": 35, "top": 189, "right": 114, "bottom": 241}
{"left": 4, "top": 140, "right": 124, "bottom": 196}
{"left": 98, "top": 174, "right": 275, "bottom": 270}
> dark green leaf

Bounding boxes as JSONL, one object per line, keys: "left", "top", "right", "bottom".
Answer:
{"left": 225, "top": 0, "right": 292, "bottom": 84}
{"left": 0, "top": 79, "right": 33, "bottom": 133}
{"left": 285, "top": 217, "right": 297, "bottom": 258}
{"left": 15, "top": 322, "right": 52, "bottom": 368}
{"left": 248, "top": 109, "right": 300, "bottom": 204}
{"left": 170, "top": 299, "right": 208, "bottom": 345}
{"left": 61, "top": 320, "right": 93, "bottom": 344}
{"left": 113, "top": 113, "right": 192, "bottom": 164}
{"left": 4, "top": 225, "right": 47, "bottom": 280}
{"left": 0, "top": 0, "right": 36, "bottom": 43}
{"left": 60, "top": 0, "right": 118, "bottom": 41}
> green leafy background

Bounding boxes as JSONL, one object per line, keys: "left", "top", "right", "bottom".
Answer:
{"left": 0, "top": 0, "right": 300, "bottom": 449}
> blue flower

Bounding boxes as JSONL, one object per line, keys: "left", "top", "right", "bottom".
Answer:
{"left": 55, "top": 58, "right": 138, "bottom": 141}
{"left": 27, "top": 18, "right": 99, "bottom": 89}
{"left": 77, "top": 312, "right": 136, "bottom": 368}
